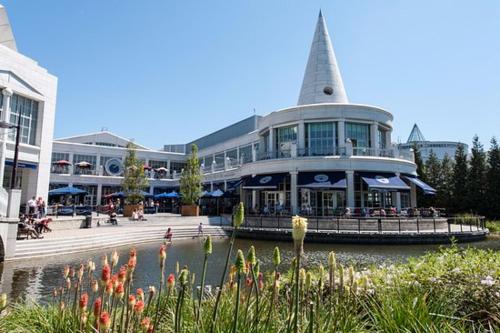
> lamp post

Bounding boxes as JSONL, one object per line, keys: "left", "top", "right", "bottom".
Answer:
{"left": 0, "top": 113, "right": 22, "bottom": 189}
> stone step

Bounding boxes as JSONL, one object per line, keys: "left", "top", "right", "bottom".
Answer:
{"left": 13, "top": 229, "right": 228, "bottom": 260}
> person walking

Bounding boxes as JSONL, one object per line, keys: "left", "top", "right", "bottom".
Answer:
{"left": 27, "top": 197, "right": 36, "bottom": 216}
{"left": 197, "top": 222, "right": 203, "bottom": 237}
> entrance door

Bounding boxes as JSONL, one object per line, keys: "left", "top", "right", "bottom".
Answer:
{"left": 265, "top": 191, "right": 282, "bottom": 213}
{"left": 322, "top": 191, "right": 337, "bottom": 216}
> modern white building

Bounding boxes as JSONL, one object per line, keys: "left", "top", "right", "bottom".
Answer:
{"left": 0, "top": 5, "right": 58, "bottom": 215}
{"left": 50, "top": 11, "right": 436, "bottom": 215}
{"left": 398, "top": 124, "right": 468, "bottom": 162}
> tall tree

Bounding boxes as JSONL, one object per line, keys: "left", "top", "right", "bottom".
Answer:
{"left": 423, "top": 150, "right": 440, "bottom": 207}
{"left": 486, "top": 137, "right": 500, "bottom": 219}
{"left": 467, "top": 135, "right": 487, "bottom": 214}
{"left": 180, "top": 144, "right": 203, "bottom": 206}
{"left": 412, "top": 143, "right": 427, "bottom": 206}
{"left": 437, "top": 153, "right": 454, "bottom": 209}
{"left": 122, "top": 142, "right": 149, "bottom": 205}
{"left": 451, "top": 143, "right": 468, "bottom": 213}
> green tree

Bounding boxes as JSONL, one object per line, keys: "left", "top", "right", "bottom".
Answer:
{"left": 121, "top": 142, "right": 149, "bottom": 204}
{"left": 451, "top": 143, "right": 468, "bottom": 213}
{"left": 180, "top": 144, "right": 203, "bottom": 205}
{"left": 486, "top": 137, "right": 500, "bottom": 219}
{"left": 437, "top": 153, "right": 454, "bottom": 209}
{"left": 467, "top": 135, "right": 487, "bottom": 214}
{"left": 413, "top": 143, "right": 426, "bottom": 206}
{"left": 423, "top": 150, "right": 440, "bottom": 207}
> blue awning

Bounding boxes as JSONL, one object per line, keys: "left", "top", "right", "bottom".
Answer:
{"left": 49, "top": 186, "right": 87, "bottom": 196}
{"left": 360, "top": 172, "right": 410, "bottom": 191}
{"left": 243, "top": 173, "right": 286, "bottom": 189}
{"left": 226, "top": 179, "right": 243, "bottom": 192}
{"left": 5, "top": 160, "right": 38, "bottom": 169}
{"left": 403, "top": 176, "right": 436, "bottom": 195}
{"left": 155, "top": 191, "right": 179, "bottom": 199}
{"left": 298, "top": 172, "right": 346, "bottom": 189}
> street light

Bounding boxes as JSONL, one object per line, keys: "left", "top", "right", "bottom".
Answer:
{"left": 0, "top": 113, "right": 22, "bottom": 189}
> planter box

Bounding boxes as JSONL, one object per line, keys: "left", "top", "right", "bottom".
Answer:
{"left": 124, "top": 204, "right": 143, "bottom": 217}
{"left": 181, "top": 205, "right": 199, "bottom": 216}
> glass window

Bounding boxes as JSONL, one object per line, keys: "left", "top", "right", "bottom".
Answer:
{"left": 345, "top": 122, "right": 370, "bottom": 150}
{"left": 214, "top": 153, "right": 225, "bottom": 168}
{"left": 378, "top": 128, "right": 387, "bottom": 149}
{"left": 306, "top": 122, "right": 336, "bottom": 156}
{"left": 203, "top": 156, "right": 213, "bottom": 168}
{"left": 276, "top": 126, "right": 297, "bottom": 151}
{"left": 262, "top": 132, "right": 269, "bottom": 153}
{"left": 239, "top": 145, "right": 252, "bottom": 164}
{"left": 9, "top": 94, "right": 39, "bottom": 145}
{"left": 170, "top": 161, "right": 186, "bottom": 173}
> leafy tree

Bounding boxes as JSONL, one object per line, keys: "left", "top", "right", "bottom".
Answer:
{"left": 180, "top": 144, "right": 203, "bottom": 205}
{"left": 412, "top": 143, "right": 427, "bottom": 206}
{"left": 467, "top": 135, "right": 487, "bottom": 214}
{"left": 423, "top": 150, "right": 440, "bottom": 206}
{"left": 437, "top": 154, "right": 454, "bottom": 209}
{"left": 451, "top": 143, "right": 468, "bottom": 213}
{"left": 486, "top": 137, "right": 500, "bottom": 219}
{"left": 121, "top": 142, "right": 149, "bottom": 204}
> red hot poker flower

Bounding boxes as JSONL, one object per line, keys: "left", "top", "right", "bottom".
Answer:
{"left": 94, "top": 298, "right": 102, "bottom": 316}
{"left": 101, "top": 264, "right": 111, "bottom": 283}
{"left": 99, "top": 311, "right": 111, "bottom": 330}
{"left": 167, "top": 274, "right": 175, "bottom": 288}
{"left": 136, "top": 288, "right": 144, "bottom": 301}
{"left": 134, "top": 300, "right": 145, "bottom": 314}
{"left": 79, "top": 293, "right": 89, "bottom": 310}
{"left": 118, "top": 266, "right": 127, "bottom": 282}
{"left": 128, "top": 294, "right": 136, "bottom": 307}
{"left": 115, "top": 282, "right": 124, "bottom": 299}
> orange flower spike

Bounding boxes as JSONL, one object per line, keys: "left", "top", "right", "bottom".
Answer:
{"left": 128, "top": 294, "right": 136, "bottom": 307}
{"left": 245, "top": 277, "right": 253, "bottom": 287}
{"left": 115, "top": 282, "right": 125, "bottom": 299}
{"left": 141, "top": 317, "right": 151, "bottom": 332}
{"left": 101, "top": 264, "right": 111, "bottom": 283}
{"left": 63, "top": 265, "right": 70, "bottom": 279}
{"left": 118, "top": 266, "right": 127, "bottom": 282}
{"left": 127, "top": 257, "right": 137, "bottom": 271}
{"left": 92, "top": 280, "right": 99, "bottom": 293}
{"left": 93, "top": 297, "right": 102, "bottom": 316}
{"left": 79, "top": 293, "right": 89, "bottom": 311}
{"left": 105, "top": 281, "right": 114, "bottom": 296}
{"left": 134, "top": 300, "right": 145, "bottom": 314}
{"left": 99, "top": 311, "right": 111, "bottom": 331}
{"left": 136, "top": 288, "right": 144, "bottom": 301}
{"left": 129, "top": 248, "right": 137, "bottom": 258}
{"left": 69, "top": 267, "right": 75, "bottom": 278}
{"left": 167, "top": 274, "right": 175, "bottom": 288}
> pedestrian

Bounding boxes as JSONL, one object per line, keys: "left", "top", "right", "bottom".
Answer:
{"left": 197, "top": 222, "right": 203, "bottom": 237}
{"left": 27, "top": 196, "right": 36, "bottom": 216}
{"left": 164, "top": 227, "right": 173, "bottom": 242}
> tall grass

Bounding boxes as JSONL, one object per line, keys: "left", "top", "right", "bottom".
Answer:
{"left": 0, "top": 210, "right": 498, "bottom": 332}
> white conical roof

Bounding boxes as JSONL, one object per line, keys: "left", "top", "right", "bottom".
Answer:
{"left": 298, "top": 10, "right": 347, "bottom": 105}
{"left": 0, "top": 5, "right": 17, "bottom": 51}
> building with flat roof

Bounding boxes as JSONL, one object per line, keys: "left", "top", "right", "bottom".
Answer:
{"left": 398, "top": 124, "right": 468, "bottom": 162}
{"left": 0, "top": 5, "right": 58, "bottom": 215}
{"left": 51, "top": 11, "right": 437, "bottom": 215}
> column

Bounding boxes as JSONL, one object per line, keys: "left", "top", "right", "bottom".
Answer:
{"left": 268, "top": 127, "right": 274, "bottom": 154}
{"left": 224, "top": 180, "right": 227, "bottom": 191}
{"left": 345, "top": 170, "right": 355, "bottom": 209}
{"left": 251, "top": 143, "right": 257, "bottom": 162}
{"left": 337, "top": 120, "right": 345, "bottom": 149}
{"left": 370, "top": 122, "right": 379, "bottom": 155}
{"left": 236, "top": 147, "right": 240, "bottom": 164}
{"left": 394, "top": 172, "right": 402, "bottom": 211}
{"left": 251, "top": 190, "right": 257, "bottom": 209}
{"left": 0, "top": 88, "right": 13, "bottom": 185}
{"left": 96, "top": 154, "right": 102, "bottom": 176}
{"left": 297, "top": 121, "right": 305, "bottom": 154}
{"left": 410, "top": 183, "right": 417, "bottom": 208}
{"left": 290, "top": 171, "right": 298, "bottom": 214}
{"left": 385, "top": 130, "right": 392, "bottom": 150}
{"left": 68, "top": 152, "right": 75, "bottom": 175}
{"left": 96, "top": 184, "right": 103, "bottom": 206}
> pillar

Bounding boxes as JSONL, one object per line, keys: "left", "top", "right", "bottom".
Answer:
{"left": 410, "top": 183, "right": 417, "bottom": 208}
{"left": 290, "top": 171, "right": 298, "bottom": 214}
{"left": 297, "top": 121, "right": 305, "bottom": 154}
{"left": 251, "top": 190, "right": 257, "bottom": 209}
{"left": 96, "top": 154, "right": 102, "bottom": 176}
{"left": 370, "top": 122, "right": 379, "bottom": 155}
{"left": 96, "top": 183, "right": 103, "bottom": 206}
{"left": 251, "top": 143, "right": 257, "bottom": 162}
{"left": 385, "top": 130, "right": 392, "bottom": 150}
{"left": 337, "top": 120, "right": 345, "bottom": 150}
{"left": 0, "top": 88, "right": 13, "bottom": 186}
{"left": 346, "top": 170, "right": 355, "bottom": 209}
{"left": 268, "top": 127, "right": 274, "bottom": 154}
{"left": 395, "top": 192, "right": 402, "bottom": 212}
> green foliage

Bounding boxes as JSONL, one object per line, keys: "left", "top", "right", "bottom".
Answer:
{"left": 451, "top": 143, "right": 469, "bottom": 213}
{"left": 121, "top": 142, "right": 149, "bottom": 204}
{"left": 486, "top": 138, "right": 500, "bottom": 219}
{"left": 436, "top": 154, "right": 454, "bottom": 208}
{"left": 179, "top": 144, "right": 202, "bottom": 205}
{"left": 486, "top": 220, "right": 500, "bottom": 233}
{"left": 467, "top": 135, "right": 487, "bottom": 213}
{"left": 0, "top": 244, "right": 498, "bottom": 333}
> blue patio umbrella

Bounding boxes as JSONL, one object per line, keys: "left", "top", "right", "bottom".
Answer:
{"left": 48, "top": 186, "right": 87, "bottom": 196}
{"left": 106, "top": 191, "right": 153, "bottom": 199}
{"left": 165, "top": 191, "right": 179, "bottom": 198}
{"left": 210, "top": 189, "right": 224, "bottom": 197}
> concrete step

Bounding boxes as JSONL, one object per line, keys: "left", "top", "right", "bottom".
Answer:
{"left": 12, "top": 227, "right": 228, "bottom": 260}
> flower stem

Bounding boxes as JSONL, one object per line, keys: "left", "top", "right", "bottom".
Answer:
{"left": 196, "top": 253, "right": 209, "bottom": 330}
{"left": 232, "top": 271, "right": 242, "bottom": 333}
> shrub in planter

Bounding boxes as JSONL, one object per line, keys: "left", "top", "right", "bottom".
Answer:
{"left": 180, "top": 144, "right": 202, "bottom": 216}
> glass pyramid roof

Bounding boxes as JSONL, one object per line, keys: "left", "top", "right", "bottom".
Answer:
{"left": 407, "top": 124, "right": 426, "bottom": 143}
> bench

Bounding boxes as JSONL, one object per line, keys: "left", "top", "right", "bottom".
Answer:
{"left": 17, "top": 228, "right": 30, "bottom": 240}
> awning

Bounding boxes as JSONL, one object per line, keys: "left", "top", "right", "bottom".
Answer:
{"left": 298, "top": 172, "right": 346, "bottom": 189}
{"left": 403, "top": 176, "right": 436, "bottom": 195}
{"left": 360, "top": 172, "right": 410, "bottom": 191}
{"left": 49, "top": 186, "right": 87, "bottom": 196}
{"left": 226, "top": 179, "right": 243, "bottom": 192}
{"left": 243, "top": 173, "right": 286, "bottom": 189}
{"left": 5, "top": 160, "right": 38, "bottom": 170}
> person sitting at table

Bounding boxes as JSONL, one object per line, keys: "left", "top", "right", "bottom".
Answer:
{"left": 137, "top": 209, "right": 145, "bottom": 221}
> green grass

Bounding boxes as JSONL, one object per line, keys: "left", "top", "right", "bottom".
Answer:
{"left": 0, "top": 245, "right": 498, "bottom": 333}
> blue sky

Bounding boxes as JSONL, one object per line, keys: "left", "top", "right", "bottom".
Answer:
{"left": 3, "top": 0, "right": 499, "bottom": 149}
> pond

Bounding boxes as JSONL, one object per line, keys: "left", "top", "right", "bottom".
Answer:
{"left": 1, "top": 237, "right": 499, "bottom": 303}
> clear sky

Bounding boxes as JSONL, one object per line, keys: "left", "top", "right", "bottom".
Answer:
{"left": 3, "top": 0, "right": 499, "bottom": 149}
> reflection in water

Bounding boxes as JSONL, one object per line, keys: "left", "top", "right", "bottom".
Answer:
{"left": 1, "top": 237, "right": 499, "bottom": 303}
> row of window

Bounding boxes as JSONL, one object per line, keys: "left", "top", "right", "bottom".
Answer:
{"left": 0, "top": 91, "right": 39, "bottom": 146}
